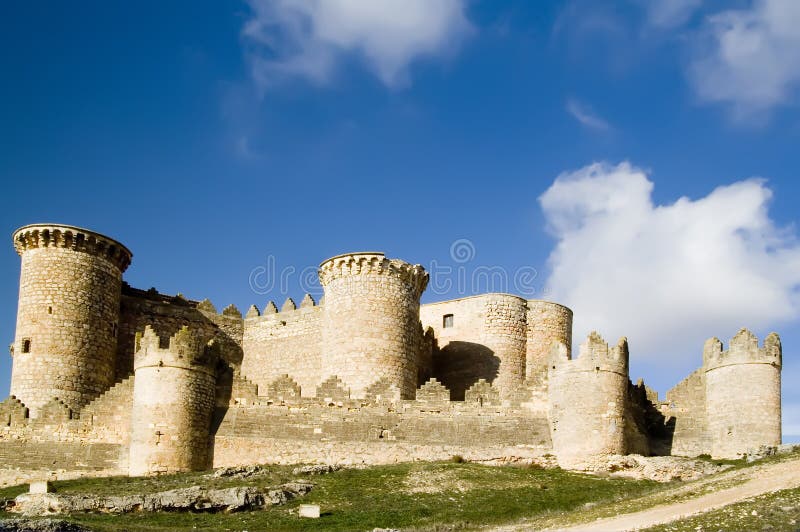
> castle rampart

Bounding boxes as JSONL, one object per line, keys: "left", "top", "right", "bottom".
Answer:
{"left": 10, "top": 224, "right": 132, "bottom": 414}
{"left": 241, "top": 296, "right": 323, "bottom": 397}
{"left": 2, "top": 222, "right": 785, "bottom": 477}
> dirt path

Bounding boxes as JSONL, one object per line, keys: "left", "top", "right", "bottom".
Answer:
{"left": 491, "top": 456, "right": 800, "bottom": 532}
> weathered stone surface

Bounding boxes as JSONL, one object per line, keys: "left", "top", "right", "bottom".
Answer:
{"left": 571, "top": 454, "right": 732, "bottom": 483}
{"left": 10, "top": 483, "right": 312, "bottom": 515}
{"left": 291, "top": 464, "right": 341, "bottom": 475}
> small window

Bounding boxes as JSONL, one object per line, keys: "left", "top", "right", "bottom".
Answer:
{"left": 111, "top": 322, "right": 118, "bottom": 338}
{"left": 443, "top": 314, "right": 454, "bottom": 328}
{"left": 47, "top": 306, "right": 53, "bottom": 314}
{"left": 21, "top": 338, "right": 31, "bottom": 354}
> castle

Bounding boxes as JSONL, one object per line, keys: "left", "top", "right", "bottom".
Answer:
{"left": 0, "top": 223, "right": 783, "bottom": 476}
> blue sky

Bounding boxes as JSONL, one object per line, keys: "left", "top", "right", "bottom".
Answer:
{"left": 1, "top": 0, "right": 799, "bottom": 439}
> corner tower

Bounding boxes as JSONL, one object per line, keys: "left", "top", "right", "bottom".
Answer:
{"left": 10, "top": 224, "right": 132, "bottom": 413}
{"left": 548, "top": 332, "right": 629, "bottom": 468}
{"left": 318, "top": 252, "right": 428, "bottom": 399}
{"left": 704, "top": 328, "right": 782, "bottom": 459}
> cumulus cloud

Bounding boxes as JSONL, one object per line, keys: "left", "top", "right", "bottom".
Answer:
{"left": 565, "top": 98, "right": 611, "bottom": 131}
{"left": 242, "top": 0, "right": 472, "bottom": 90}
{"left": 540, "top": 161, "right": 800, "bottom": 366}
{"left": 688, "top": 0, "right": 800, "bottom": 118}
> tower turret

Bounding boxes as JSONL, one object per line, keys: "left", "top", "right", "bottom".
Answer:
{"left": 318, "top": 252, "right": 428, "bottom": 399}
{"left": 526, "top": 300, "right": 573, "bottom": 379}
{"left": 10, "top": 224, "right": 132, "bottom": 414}
{"left": 548, "top": 332, "right": 629, "bottom": 468}
{"left": 703, "top": 328, "right": 782, "bottom": 459}
{"left": 129, "top": 326, "right": 218, "bottom": 476}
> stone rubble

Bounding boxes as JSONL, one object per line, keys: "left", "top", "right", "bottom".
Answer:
{"left": 9, "top": 482, "right": 313, "bottom": 516}
{"left": 573, "top": 454, "right": 734, "bottom": 482}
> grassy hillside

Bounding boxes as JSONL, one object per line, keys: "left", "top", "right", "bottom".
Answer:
{"left": 0, "top": 461, "right": 661, "bottom": 531}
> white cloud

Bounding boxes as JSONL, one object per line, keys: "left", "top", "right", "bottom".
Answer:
{"left": 688, "top": 0, "right": 800, "bottom": 118}
{"left": 566, "top": 98, "right": 611, "bottom": 131}
{"left": 540, "top": 161, "right": 800, "bottom": 367}
{"left": 242, "top": 0, "right": 472, "bottom": 90}
{"left": 644, "top": 0, "right": 702, "bottom": 28}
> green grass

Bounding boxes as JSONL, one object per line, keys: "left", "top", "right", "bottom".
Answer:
{"left": 0, "top": 462, "right": 660, "bottom": 532}
{"left": 643, "top": 486, "right": 800, "bottom": 532}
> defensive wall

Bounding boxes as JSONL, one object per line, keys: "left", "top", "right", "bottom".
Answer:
{"left": 1, "top": 222, "right": 785, "bottom": 477}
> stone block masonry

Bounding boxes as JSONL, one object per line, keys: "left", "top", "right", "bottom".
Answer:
{"left": 1, "top": 222, "right": 785, "bottom": 476}
{"left": 319, "top": 253, "right": 428, "bottom": 400}
{"left": 548, "top": 332, "right": 631, "bottom": 469}
{"left": 11, "top": 224, "right": 131, "bottom": 415}
{"left": 129, "top": 326, "right": 218, "bottom": 476}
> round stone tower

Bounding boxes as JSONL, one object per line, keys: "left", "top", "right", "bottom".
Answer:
{"left": 318, "top": 252, "right": 428, "bottom": 399}
{"left": 526, "top": 300, "right": 573, "bottom": 380}
{"left": 704, "top": 329, "right": 782, "bottom": 459}
{"left": 479, "top": 294, "right": 528, "bottom": 399}
{"left": 547, "top": 332, "right": 629, "bottom": 469}
{"left": 129, "top": 326, "right": 218, "bottom": 476}
{"left": 11, "top": 223, "right": 132, "bottom": 413}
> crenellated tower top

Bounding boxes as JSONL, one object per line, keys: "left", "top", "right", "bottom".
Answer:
{"left": 703, "top": 328, "right": 781, "bottom": 371}
{"left": 318, "top": 252, "right": 428, "bottom": 296}
{"left": 13, "top": 223, "right": 132, "bottom": 272}
{"left": 550, "top": 331, "right": 629, "bottom": 376}
{"left": 134, "top": 326, "right": 218, "bottom": 376}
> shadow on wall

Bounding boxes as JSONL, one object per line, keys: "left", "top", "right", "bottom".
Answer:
{"left": 434, "top": 342, "right": 500, "bottom": 401}
{"left": 115, "top": 284, "right": 244, "bottom": 377}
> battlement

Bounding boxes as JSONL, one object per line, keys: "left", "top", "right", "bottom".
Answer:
{"left": 133, "top": 326, "right": 218, "bottom": 375}
{"left": 703, "top": 328, "right": 782, "bottom": 371}
{"left": 318, "top": 252, "right": 429, "bottom": 295}
{"left": 13, "top": 224, "right": 132, "bottom": 272}
{"left": 551, "top": 332, "right": 629, "bottom": 375}
{"left": 244, "top": 294, "right": 322, "bottom": 321}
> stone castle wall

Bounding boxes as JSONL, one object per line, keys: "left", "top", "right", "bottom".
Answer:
{"left": 420, "top": 296, "right": 572, "bottom": 401}
{"left": 116, "top": 286, "right": 243, "bottom": 378}
{"left": 3, "top": 222, "right": 785, "bottom": 475}
{"left": 211, "top": 398, "right": 552, "bottom": 467}
{"left": 10, "top": 225, "right": 131, "bottom": 414}
{"left": 241, "top": 297, "right": 323, "bottom": 397}
{"left": 660, "top": 369, "right": 709, "bottom": 457}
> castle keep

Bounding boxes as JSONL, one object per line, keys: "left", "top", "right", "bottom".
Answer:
{"left": 1, "top": 223, "right": 783, "bottom": 476}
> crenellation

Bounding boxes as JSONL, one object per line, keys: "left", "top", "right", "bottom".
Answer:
{"left": 266, "top": 374, "right": 302, "bottom": 404}
{"left": 221, "top": 304, "right": 242, "bottom": 318}
{"left": 3, "top": 222, "right": 785, "bottom": 476}
{"left": 300, "top": 293, "right": 316, "bottom": 308}
{"left": 197, "top": 298, "right": 217, "bottom": 314}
